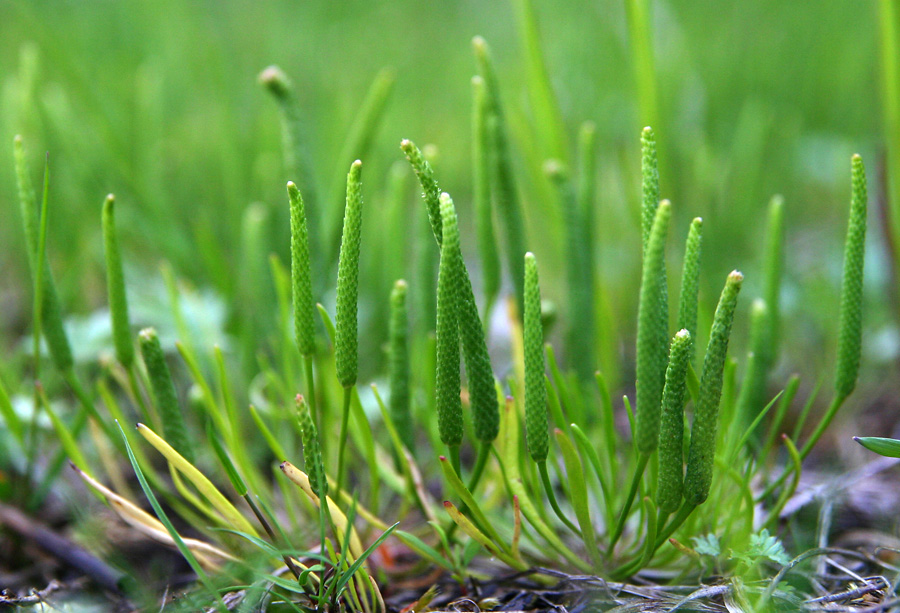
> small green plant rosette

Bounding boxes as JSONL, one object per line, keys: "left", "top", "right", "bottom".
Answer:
{"left": 288, "top": 181, "right": 316, "bottom": 357}
{"left": 684, "top": 270, "right": 743, "bottom": 505}
{"left": 635, "top": 199, "right": 671, "bottom": 455}
{"left": 335, "top": 160, "right": 363, "bottom": 388}
{"left": 138, "top": 327, "right": 194, "bottom": 463}
{"left": 656, "top": 328, "right": 692, "bottom": 513}
{"left": 435, "top": 193, "right": 463, "bottom": 448}
{"left": 523, "top": 252, "right": 548, "bottom": 463}
{"left": 388, "top": 279, "right": 413, "bottom": 451}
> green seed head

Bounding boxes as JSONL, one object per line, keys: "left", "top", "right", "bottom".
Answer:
{"left": 524, "top": 252, "right": 548, "bottom": 463}
{"left": 635, "top": 200, "right": 671, "bottom": 454}
{"left": 288, "top": 181, "right": 316, "bottom": 357}
{"left": 258, "top": 65, "right": 291, "bottom": 98}
{"left": 677, "top": 217, "right": 703, "bottom": 363}
{"left": 335, "top": 160, "right": 363, "bottom": 388}
{"left": 102, "top": 194, "right": 134, "bottom": 368}
{"left": 657, "top": 329, "right": 693, "bottom": 513}
{"left": 435, "top": 193, "right": 463, "bottom": 447}
{"left": 834, "top": 154, "right": 867, "bottom": 400}
{"left": 404, "top": 134, "right": 497, "bottom": 442}
{"left": 139, "top": 327, "right": 193, "bottom": 463}
{"left": 640, "top": 126, "right": 660, "bottom": 253}
{"left": 296, "top": 394, "right": 327, "bottom": 498}
{"left": 400, "top": 139, "right": 442, "bottom": 246}
{"left": 457, "top": 266, "right": 499, "bottom": 443}
{"left": 684, "top": 270, "right": 744, "bottom": 505}
{"left": 389, "top": 279, "right": 413, "bottom": 451}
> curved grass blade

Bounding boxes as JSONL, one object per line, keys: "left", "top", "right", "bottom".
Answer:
{"left": 137, "top": 423, "right": 257, "bottom": 536}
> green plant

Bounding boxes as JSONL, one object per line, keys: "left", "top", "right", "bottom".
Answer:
{"left": 0, "top": 14, "right": 874, "bottom": 611}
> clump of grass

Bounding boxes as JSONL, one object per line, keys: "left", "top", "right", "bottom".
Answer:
{"left": 2, "top": 27, "right": 873, "bottom": 613}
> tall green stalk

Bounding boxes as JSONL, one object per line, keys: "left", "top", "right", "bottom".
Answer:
{"left": 575, "top": 122, "right": 598, "bottom": 379}
{"left": 677, "top": 218, "right": 703, "bottom": 363}
{"left": 14, "top": 136, "right": 73, "bottom": 374}
{"left": 657, "top": 329, "right": 692, "bottom": 515}
{"left": 610, "top": 199, "right": 670, "bottom": 550}
{"left": 473, "top": 36, "right": 528, "bottom": 312}
{"left": 139, "top": 328, "right": 193, "bottom": 463}
{"left": 102, "top": 194, "right": 134, "bottom": 368}
{"left": 472, "top": 76, "right": 501, "bottom": 319}
{"left": 625, "top": 0, "right": 659, "bottom": 132}
{"left": 684, "top": 270, "right": 744, "bottom": 505}
{"left": 510, "top": 0, "right": 567, "bottom": 161}
{"left": 389, "top": 280, "right": 413, "bottom": 453}
{"left": 259, "top": 66, "right": 318, "bottom": 237}
{"left": 335, "top": 160, "right": 363, "bottom": 498}
{"left": 525, "top": 252, "right": 580, "bottom": 535}
{"left": 635, "top": 200, "right": 671, "bottom": 455}
{"left": 879, "top": 0, "right": 900, "bottom": 275}
{"left": 546, "top": 160, "right": 594, "bottom": 382}
{"left": 435, "top": 193, "right": 463, "bottom": 469}
{"left": 524, "top": 253, "right": 548, "bottom": 465}
{"left": 288, "top": 180, "right": 319, "bottom": 441}
{"left": 402, "top": 139, "right": 498, "bottom": 449}
{"left": 798, "top": 155, "right": 867, "bottom": 460}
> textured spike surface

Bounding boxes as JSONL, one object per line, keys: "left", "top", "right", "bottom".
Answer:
{"left": 389, "top": 280, "right": 413, "bottom": 450}
{"left": 524, "top": 252, "right": 548, "bottom": 463}
{"left": 684, "top": 271, "right": 743, "bottom": 505}
{"left": 657, "top": 329, "right": 692, "bottom": 513}
{"left": 139, "top": 327, "right": 193, "bottom": 463}
{"left": 635, "top": 200, "right": 671, "bottom": 455}
{"left": 835, "top": 155, "right": 867, "bottom": 399}
{"left": 289, "top": 182, "right": 316, "bottom": 357}
{"left": 335, "top": 161, "right": 363, "bottom": 388}
{"left": 297, "top": 395, "right": 326, "bottom": 498}
{"left": 435, "top": 193, "right": 463, "bottom": 447}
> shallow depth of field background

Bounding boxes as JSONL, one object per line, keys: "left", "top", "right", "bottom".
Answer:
{"left": 0, "top": 0, "right": 892, "bottom": 437}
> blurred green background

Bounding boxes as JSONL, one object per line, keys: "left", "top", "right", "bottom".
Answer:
{"left": 0, "top": 0, "right": 891, "bottom": 400}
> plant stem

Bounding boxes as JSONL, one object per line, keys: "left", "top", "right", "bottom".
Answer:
{"left": 466, "top": 441, "right": 491, "bottom": 492}
{"left": 335, "top": 386, "right": 353, "bottom": 503}
{"left": 304, "top": 355, "right": 319, "bottom": 451}
{"left": 126, "top": 365, "right": 154, "bottom": 427}
{"left": 880, "top": 0, "right": 900, "bottom": 275}
{"left": 449, "top": 444, "right": 461, "bottom": 478}
{"left": 244, "top": 493, "right": 302, "bottom": 582}
{"left": 757, "top": 394, "right": 845, "bottom": 503}
{"left": 611, "top": 500, "right": 696, "bottom": 579}
{"left": 537, "top": 461, "right": 581, "bottom": 537}
{"left": 609, "top": 452, "right": 649, "bottom": 553}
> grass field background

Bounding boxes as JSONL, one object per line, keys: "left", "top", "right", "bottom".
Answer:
{"left": 0, "top": 0, "right": 889, "bottom": 398}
